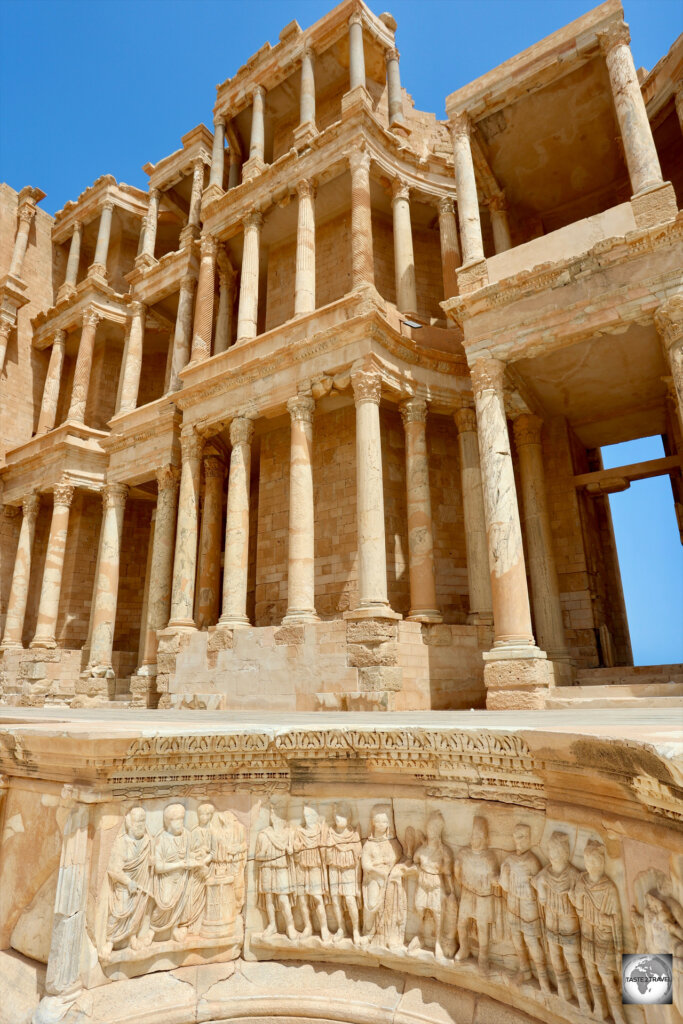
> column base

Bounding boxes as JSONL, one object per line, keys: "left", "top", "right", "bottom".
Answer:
{"left": 406, "top": 610, "right": 442, "bottom": 624}
{"left": 0, "top": 640, "right": 23, "bottom": 652}
{"left": 630, "top": 180, "right": 677, "bottom": 229}
{"left": 73, "top": 663, "right": 114, "bottom": 705}
{"left": 344, "top": 605, "right": 402, "bottom": 621}
{"left": 282, "top": 610, "right": 320, "bottom": 626}
{"left": 467, "top": 611, "right": 494, "bottom": 626}
{"left": 483, "top": 643, "right": 555, "bottom": 709}
{"left": 29, "top": 637, "right": 57, "bottom": 650}
{"left": 341, "top": 85, "right": 371, "bottom": 116}
{"left": 87, "top": 263, "right": 108, "bottom": 283}
{"left": 166, "top": 619, "right": 197, "bottom": 631}
{"left": 218, "top": 614, "right": 250, "bottom": 629}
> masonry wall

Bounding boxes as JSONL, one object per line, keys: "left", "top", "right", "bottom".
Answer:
{"left": 0, "top": 184, "right": 54, "bottom": 454}
{"left": 86, "top": 336, "right": 124, "bottom": 430}
{"left": 429, "top": 413, "right": 469, "bottom": 623}
{"left": 113, "top": 498, "right": 153, "bottom": 660}
{"left": 137, "top": 346, "right": 169, "bottom": 409}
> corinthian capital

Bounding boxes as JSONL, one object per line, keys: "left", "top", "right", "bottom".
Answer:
{"left": 512, "top": 413, "right": 543, "bottom": 448}
{"left": 598, "top": 20, "right": 630, "bottom": 55}
{"left": 203, "top": 454, "right": 225, "bottom": 479}
{"left": 53, "top": 479, "right": 75, "bottom": 508}
{"left": 437, "top": 196, "right": 455, "bottom": 217}
{"left": 449, "top": 112, "right": 472, "bottom": 140}
{"left": 243, "top": 209, "right": 263, "bottom": 232}
{"left": 230, "top": 416, "right": 254, "bottom": 447}
{"left": 102, "top": 482, "right": 128, "bottom": 510}
{"left": 180, "top": 425, "right": 204, "bottom": 462}
{"left": 392, "top": 179, "right": 410, "bottom": 203}
{"left": 287, "top": 394, "right": 315, "bottom": 422}
{"left": 351, "top": 369, "right": 382, "bottom": 405}
{"left": 156, "top": 463, "right": 180, "bottom": 493}
{"left": 385, "top": 47, "right": 399, "bottom": 66}
{"left": 22, "top": 492, "right": 40, "bottom": 522}
{"left": 200, "top": 233, "right": 218, "bottom": 258}
{"left": 296, "top": 178, "right": 316, "bottom": 201}
{"left": 18, "top": 204, "right": 36, "bottom": 225}
{"left": 399, "top": 396, "right": 427, "bottom": 426}
{"left": 348, "top": 148, "right": 371, "bottom": 176}
{"left": 82, "top": 307, "right": 103, "bottom": 330}
{"left": 468, "top": 356, "right": 506, "bottom": 398}
{"left": 654, "top": 294, "right": 683, "bottom": 350}
{"left": 489, "top": 191, "right": 508, "bottom": 213}
{"left": 454, "top": 406, "right": 477, "bottom": 434}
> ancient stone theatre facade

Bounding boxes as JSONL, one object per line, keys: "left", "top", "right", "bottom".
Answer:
{"left": 0, "top": 1, "right": 681, "bottom": 1022}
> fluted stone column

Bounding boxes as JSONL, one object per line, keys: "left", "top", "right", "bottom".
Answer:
{"left": 385, "top": 47, "right": 405, "bottom": 127}
{"left": 249, "top": 86, "right": 266, "bottom": 165}
{"left": 209, "top": 116, "right": 226, "bottom": 188}
{"left": 294, "top": 180, "right": 316, "bottom": 316}
{"left": 349, "top": 11, "right": 366, "bottom": 91}
{"left": 188, "top": 159, "right": 205, "bottom": 231}
{"left": 236, "top": 210, "right": 262, "bottom": 342}
{"left": 89, "top": 200, "right": 114, "bottom": 279}
{"left": 37, "top": 330, "right": 66, "bottom": 434}
{"left": 29, "top": 482, "right": 75, "bottom": 649}
{"left": 59, "top": 221, "right": 82, "bottom": 297}
{"left": 214, "top": 255, "right": 235, "bottom": 353}
{"left": 655, "top": 294, "right": 683, "bottom": 433}
{"left": 284, "top": 395, "right": 318, "bottom": 624}
{"left": 1, "top": 493, "right": 39, "bottom": 650}
{"left": 8, "top": 203, "right": 35, "bottom": 278}
{"left": 228, "top": 150, "right": 241, "bottom": 190}
{"left": 169, "top": 427, "right": 203, "bottom": 628}
{"left": 489, "top": 192, "right": 512, "bottom": 254}
{"left": 392, "top": 180, "right": 417, "bottom": 312}
{"left": 67, "top": 307, "right": 101, "bottom": 423}
{"left": 513, "top": 415, "right": 570, "bottom": 662}
{"left": 437, "top": 197, "right": 461, "bottom": 300}
{"left": 299, "top": 46, "right": 317, "bottom": 133}
{"left": 117, "top": 302, "right": 146, "bottom": 414}
{"left": 450, "top": 114, "right": 484, "bottom": 266}
{"left": 599, "top": 22, "right": 664, "bottom": 196}
{"left": 86, "top": 483, "right": 128, "bottom": 674}
{"left": 454, "top": 407, "right": 493, "bottom": 624}
{"left": 220, "top": 418, "right": 254, "bottom": 627}
{"left": 169, "top": 274, "right": 197, "bottom": 390}
{"left": 141, "top": 189, "right": 160, "bottom": 260}
{"left": 349, "top": 150, "right": 374, "bottom": 290}
{"left": 351, "top": 369, "right": 390, "bottom": 612}
{"left": 196, "top": 455, "right": 224, "bottom": 629}
{"left": 0, "top": 320, "right": 10, "bottom": 375}
{"left": 190, "top": 234, "right": 217, "bottom": 362}
{"left": 140, "top": 465, "right": 180, "bottom": 667}
{"left": 469, "top": 357, "right": 539, "bottom": 652}
{"left": 399, "top": 397, "right": 440, "bottom": 622}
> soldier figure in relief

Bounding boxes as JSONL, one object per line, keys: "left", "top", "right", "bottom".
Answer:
{"left": 499, "top": 823, "right": 550, "bottom": 992}
{"left": 293, "top": 805, "right": 331, "bottom": 941}
{"left": 103, "top": 806, "right": 153, "bottom": 957}
{"left": 570, "top": 839, "right": 627, "bottom": 1024}
{"left": 326, "top": 803, "right": 362, "bottom": 944}
{"left": 254, "top": 806, "right": 298, "bottom": 941}
{"left": 454, "top": 816, "right": 499, "bottom": 973}
{"left": 407, "top": 811, "right": 454, "bottom": 961}
{"left": 531, "top": 831, "right": 591, "bottom": 1014}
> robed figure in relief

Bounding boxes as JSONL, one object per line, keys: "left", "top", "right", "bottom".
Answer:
{"left": 103, "top": 806, "right": 153, "bottom": 956}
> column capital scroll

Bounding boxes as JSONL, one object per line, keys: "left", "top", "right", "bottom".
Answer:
{"left": 156, "top": 463, "right": 181, "bottom": 492}
{"left": 229, "top": 416, "right": 254, "bottom": 447}
{"left": 469, "top": 356, "right": 506, "bottom": 397}
{"left": 351, "top": 368, "right": 382, "bottom": 406}
{"left": 53, "top": 328, "right": 67, "bottom": 347}
{"left": 392, "top": 178, "right": 410, "bottom": 202}
{"left": 385, "top": 46, "right": 400, "bottom": 65}
{"left": 253, "top": 84, "right": 266, "bottom": 101}
{"left": 213, "top": 113, "right": 226, "bottom": 130}
{"left": 101, "top": 199, "right": 115, "bottom": 214}
{"left": 489, "top": 191, "right": 508, "bottom": 213}
{"left": 512, "top": 412, "right": 543, "bottom": 447}
{"left": 53, "top": 480, "right": 75, "bottom": 508}
{"left": 437, "top": 196, "right": 455, "bottom": 216}
{"left": 454, "top": 406, "right": 477, "bottom": 434}
{"left": 349, "top": 10, "right": 363, "bottom": 28}
{"left": 348, "top": 148, "right": 371, "bottom": 175}
{"left": 243, "top": 208, "right": 263, "bottom": 231}
{"left": 399, "top": 395, "right": 427, "bottom": 425}
{"left": 654, "top": 294, "right": 683, "bottom": 350}
{"left": 296, "top": 178, "right": 316, "bottom": 200}
{"left": 287, "top": 394, "right": 315, "bottom": 422}
{"left": 450, "top": 112, "right": 472, "bottom": 139}
{"left": 180, "top": 425, "right": 204, "bottom": 462}
{"left": 21, "top": 492, "right": 40, "bottom": 522}
{"left": 17, "top": 203, "right": 37, "bottom": 225}
{"left": 598, "top": 20, "right": 631, "bottom": 55}
{"left": 199, "top": 233, "right": 218, "bottom": 258}
{"left": 82, "top": 306, "right": 103, "bottom": 329}
{"left": 102, "top": 482, "right": 128, "bottom": 510}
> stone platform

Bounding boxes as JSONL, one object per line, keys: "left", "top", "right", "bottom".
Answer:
{"left": 0, "top": 708, "right": 680, "bottom": 1024}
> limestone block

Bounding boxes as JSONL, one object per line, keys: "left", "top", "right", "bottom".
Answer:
{"left": 346, "top": 619, "right": 399, "bottom": 644}
{"left": 630, "top": 181, "right": 678, "bottom": 228}
{"left": 347, "top": 641, "right": 399, "bottom": 668}
{"left": 358, "top": 665, "right": 403, "bottom": 691}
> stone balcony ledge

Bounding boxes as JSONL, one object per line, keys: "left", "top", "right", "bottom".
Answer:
{"left": 0, "top": 421, "right": 108, "bottom": 502}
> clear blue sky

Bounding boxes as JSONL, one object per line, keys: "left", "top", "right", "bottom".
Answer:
{"left": 1, "top": 0, "right": 681, "bottom": 665}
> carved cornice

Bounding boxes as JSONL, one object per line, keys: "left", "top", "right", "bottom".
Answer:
{"left": 287, "top": 394, "right": 315, "bottom": 422}
{"left": 230, "top": 416, "right": 254, "bottom": 447}
{"left": 102, "top": 482, "right": 129, "bottom": 510}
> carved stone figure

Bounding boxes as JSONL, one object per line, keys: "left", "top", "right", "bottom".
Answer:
{"left": 201, "top": 809, "right": 247, "bottom": 940}
{"left": 453, "top": 816, "right": 499, "bottom": 973}
{"left": 103, "top": 806, "right": 153, "bottom": 957}
{"left": 185, "top": 802, "right": 214, "bottom": 934}
{"left": 499, "top": 823, "right": 550, "bottom": 992}
{"left": 361, "top": 804, "right": 406, "bottom": 950}
{"left": 293, "top": 804, "right": 331, "bottom": 941}
{"left": 254, "top": 806, "right": 297, "bottom": 940}
{"left": 570, "top": 839, "right": 627, "bottom": 1024}
{"left": 532, "top": 831, "right": 591, "bottom": 1013}
{"left": 632, "top": 889, "right": 683, "bottom": 953}
{"left": 150, "top": 803, "right": 209, "bottom": 943}
{"left": 326, "top": 802, "right": 362, "bottom": 944}
{"left": 407, "top": 811, "right": 454, "bottom": 960}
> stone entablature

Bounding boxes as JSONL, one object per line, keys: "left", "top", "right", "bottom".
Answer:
{"left": 0, "top": 710, "right": 680, "bottom": 1024}
{"left": 51, "top": 174, "right": 147, "bottom": 245}
{"left": 143, "top": 124, "right": 214, "bottom": 193}
{"left": 30, "top": 282, "right": 131, "bottom": 350}
{"left": 0, "top": 423, "right": 107, "bottom": 506}
{"left": 124, "top": 237, "right": 199, "bottom": 302}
